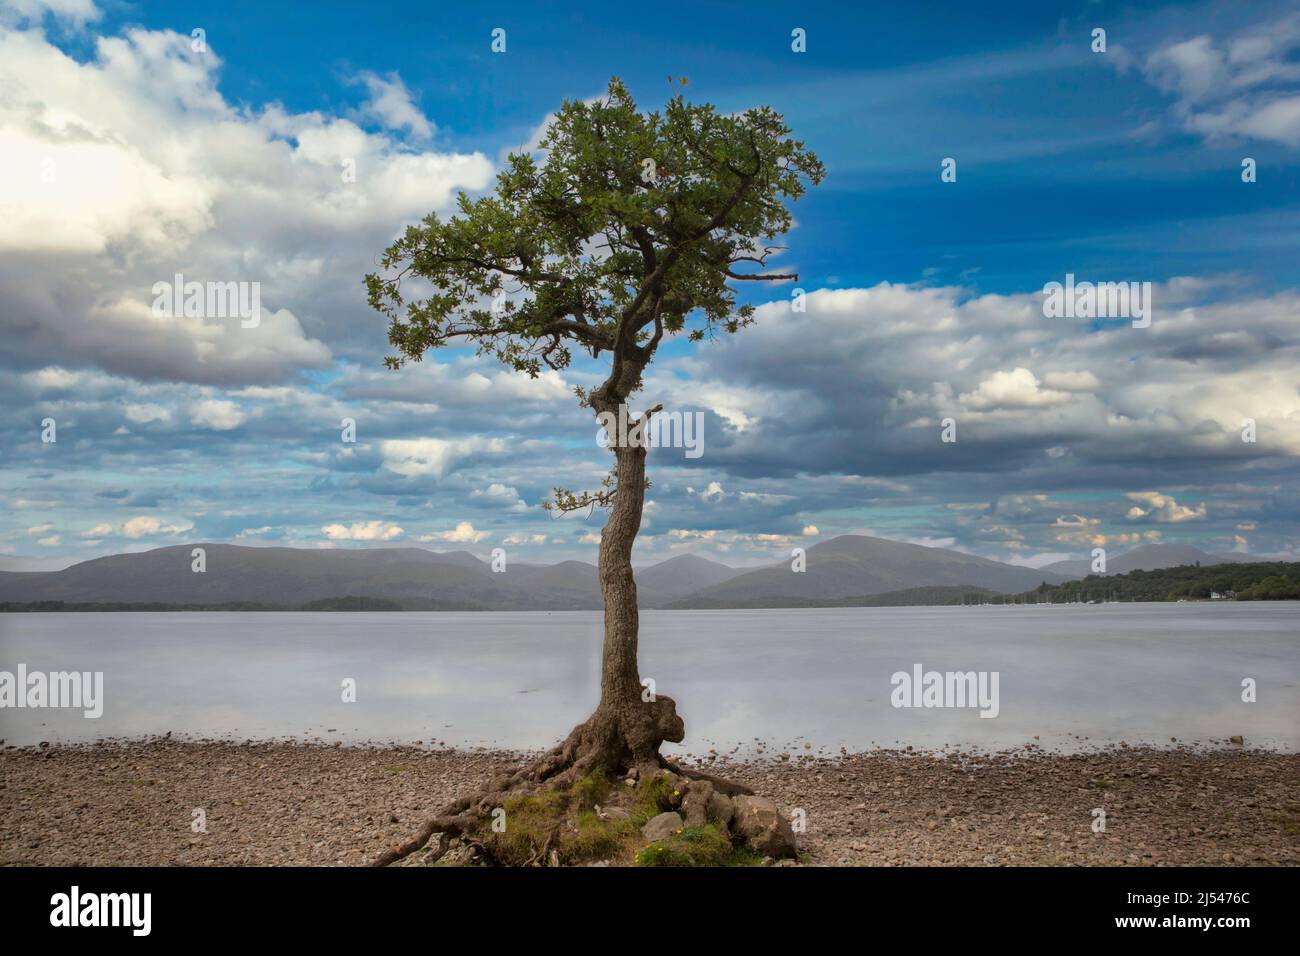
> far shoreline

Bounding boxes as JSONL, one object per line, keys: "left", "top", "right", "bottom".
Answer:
{"left": 4, "top": 599, "right": 1296, "bottom": 612}
{"left": 4, "top": 730, "right": 1289, "bottom": 757}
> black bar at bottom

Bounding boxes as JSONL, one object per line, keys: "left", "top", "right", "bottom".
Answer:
{"left": 0, "top": 866, "right": 1282, "bottom": 940}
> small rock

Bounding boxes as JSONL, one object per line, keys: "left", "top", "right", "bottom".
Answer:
{"left": 641, "top": 811, "right": 683, "bottom": 842}
{"left": 707, "top": 791, "right": 735, "bottom": 829}
{"left": 732, "top": 795, "right": 797, "bottom": 858}
{"left": 680, "top": 781, "right": 714, "bottom": 827}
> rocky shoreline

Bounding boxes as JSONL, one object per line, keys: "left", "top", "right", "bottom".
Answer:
{"left": 1, "top": 739, "right": 1296, "bottom": 866}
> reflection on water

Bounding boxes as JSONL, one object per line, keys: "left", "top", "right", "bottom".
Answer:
{"left": 1, "top": 604, "right": 1296, "bottom": 753}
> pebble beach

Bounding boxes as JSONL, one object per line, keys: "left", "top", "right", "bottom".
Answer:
{"left": 2, "top": 738, "right": 1296, "bottom": 866}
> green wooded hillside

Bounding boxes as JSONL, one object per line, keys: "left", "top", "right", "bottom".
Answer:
{"left": 1006, "top": 561, "right": 1300, "bottom": 603}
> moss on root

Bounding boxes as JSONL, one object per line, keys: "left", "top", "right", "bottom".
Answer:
{"left": 634, "top": 824, "right": 764, "bottom": 867}
{"left": 466, "top": 770, "right": 757, "bottom": 867}
{"left": 477, "top": 788, "right": 570, "bottom": 866}
{"left": 633, "top": 772, "right": 675, "bottom": 817}
{"left": 473, "top": 771, "right": 646, "bottom": 866}
{"left": 571, "top": 769, "right": 613, "bottom": 811}
{"left": 564, "top": 809, "right": 639, "bottom": 860}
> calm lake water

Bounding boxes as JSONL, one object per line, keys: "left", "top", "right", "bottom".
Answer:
{"left": 1, "top": 604, "right": 1297, "bottom": 753}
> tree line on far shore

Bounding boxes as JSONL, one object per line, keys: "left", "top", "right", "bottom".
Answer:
{"left": 1000, "top": 561, "right": 1300, "bottom": 604}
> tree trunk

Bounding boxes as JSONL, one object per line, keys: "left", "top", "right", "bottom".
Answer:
{"left": 589, "top": 438, "right": 684, "bottom": 768}
{"left": 529, "top": 382, "right": 686, "bottom": 785}
{"left": 599, "top": 442, "right": 646, "bottom": 710}
{"left": 372, "top": 368, "right": 726, "bottom": 867}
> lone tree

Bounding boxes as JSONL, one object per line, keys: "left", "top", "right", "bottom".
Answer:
{"left": 366, "top": 78, "right": 822, "bottom": 864}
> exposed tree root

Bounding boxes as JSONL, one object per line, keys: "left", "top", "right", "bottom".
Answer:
{"left": 659, "top": 758, "right": 754, "bottom": 797}
{"left": 371, "top": 812, "right": 468, "bottom": 867}
{"left": 370, "top": 694, "right": 755, "bottom": 867}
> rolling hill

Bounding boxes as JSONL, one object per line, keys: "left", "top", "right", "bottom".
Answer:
{"left": 0, "top": 535, "right": 1076, "bottom": 611}
{"left": 664, "top": 535, "right": 1067, "bottom": 608}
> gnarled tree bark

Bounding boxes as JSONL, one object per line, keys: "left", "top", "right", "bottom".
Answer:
{"left": 372, "top": 359, "right": 702, "bottom": 867}
{"left": 546, "top": 362, "right": 687, "bottom": 774}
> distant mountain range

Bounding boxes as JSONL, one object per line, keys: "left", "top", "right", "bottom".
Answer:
{"left": 0, "top": 537, "right": 1263, "bottom": 611}
{"left": 662, "top": 535, "right": 1069, "bottom": 608}
{"left": 0, "top": 544, "right": 743, "bottom": 611}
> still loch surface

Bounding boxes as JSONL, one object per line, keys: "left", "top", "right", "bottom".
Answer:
{"left": 1, "top": 603, "right": 1296, "bottom": 753}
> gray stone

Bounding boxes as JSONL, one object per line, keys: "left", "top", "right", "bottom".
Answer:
{"left": 708, "top": 791, "right": 735, "bottom": 828}
{"left": 680, "top": 781, "right": 714, "bottom": 827}
{"left": 732, "top": 795, "right": 797, "bottom": 858}
{"left": 641, "top": 811, "right": 683, "bottom": 842}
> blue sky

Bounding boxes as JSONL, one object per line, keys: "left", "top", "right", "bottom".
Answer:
{"left": 107, "top": 0, "right": 1300, "bottom": 293}
{"left": 2, "top": 0, "right": 1299, "bottom": 571}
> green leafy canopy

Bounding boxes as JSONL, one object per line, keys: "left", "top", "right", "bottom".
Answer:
{"left": 365, "top": 77, "right": 824, "bottom": 397}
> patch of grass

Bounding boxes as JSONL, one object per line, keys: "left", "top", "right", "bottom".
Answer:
{"left": 633, "top": 773, "right": 675, "bottom": 820}
{"left": 559, "top": 809, "right": 640, "bottom": 863}
{"left": 477, "top": 788, "right": 569, "bottom": 866}
{"left": 474, "top": 771, "right": 644, "bottom": 866}
{"left": 1282, "top": 820, "right": 1300, "bottom": 835}
{"left": 468, "top": 771, "right": 761, "bottom": 868}
{"left": 634, "top": 824, "right": 763, "bottom": 867}
{"left": 571, "top": 770, "right": 612, "bottom": 811}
